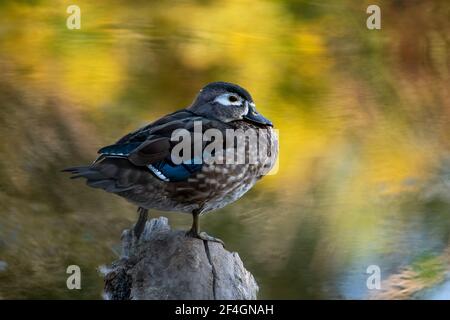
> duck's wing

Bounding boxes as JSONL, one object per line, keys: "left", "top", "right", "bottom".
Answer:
{"left": 99, "top": 110, "right": 194, "bottom": 162}
{"left": 95, "top": 109, "right": 228, "bottom": 182}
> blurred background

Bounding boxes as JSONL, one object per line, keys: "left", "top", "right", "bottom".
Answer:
{"left": 0, "top": 0, "right": 449, "bottom": 299}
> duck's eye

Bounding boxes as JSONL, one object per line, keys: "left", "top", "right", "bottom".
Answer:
{"left": 228, "top": 95, "right": 239, "bottom": 103}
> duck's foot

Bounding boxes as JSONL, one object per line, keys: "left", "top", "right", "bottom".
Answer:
{"left": 185, "top": 229, "right": 225, "bottom": 246}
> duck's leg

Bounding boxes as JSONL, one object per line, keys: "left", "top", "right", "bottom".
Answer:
{"left": 133, "top": 207, "right": 148, "bottom": 239}
{"left": 186, "top": 210, "right": 224, "bottom": 246}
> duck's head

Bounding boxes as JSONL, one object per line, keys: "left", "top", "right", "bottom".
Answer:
{"left": 188, "top": 82, "right": 273, "bottom": 127}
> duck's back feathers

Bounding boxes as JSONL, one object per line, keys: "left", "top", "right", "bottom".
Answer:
{"left": 65, "top": 109, "right": 231, "bottom": 187}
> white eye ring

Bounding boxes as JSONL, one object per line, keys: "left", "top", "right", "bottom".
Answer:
{"left": 214, "top": 93, "right": 242, "bottom": 106}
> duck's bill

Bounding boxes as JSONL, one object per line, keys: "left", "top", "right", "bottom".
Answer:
{"left": 243, "top": 104, "right": 273, "bottom": 127}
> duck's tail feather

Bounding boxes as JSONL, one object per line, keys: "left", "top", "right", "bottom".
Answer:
{"left": 62, "top": 159, "right": 139, "bottom": 193}
{"left": 62, "top": 166, "right": 103, "bottom": 180}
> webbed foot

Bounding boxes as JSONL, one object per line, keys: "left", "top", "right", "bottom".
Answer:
{"left": 185, "top": 229, "right": 225, "bottom": 246}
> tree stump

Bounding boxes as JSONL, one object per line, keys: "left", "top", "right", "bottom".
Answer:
{"left": 103, "top": 217, "right": 259, "bottom": 300}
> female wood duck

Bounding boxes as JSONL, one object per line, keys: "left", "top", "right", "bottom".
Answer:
{"left": 64, "top": 82, "right": 278, "bottom": 244}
